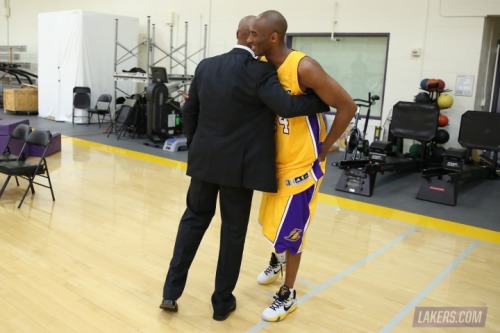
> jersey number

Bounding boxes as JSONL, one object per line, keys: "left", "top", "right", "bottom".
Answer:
{"left": 277, "top": 117, "right": 290, "bottom": 134}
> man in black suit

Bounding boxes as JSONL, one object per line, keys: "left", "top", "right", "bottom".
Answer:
{"left": 160, "top": 15, "right": 328, "bottom": 321}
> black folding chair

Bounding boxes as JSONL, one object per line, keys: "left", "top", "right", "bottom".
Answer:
{"left": 107, "top": 98, "right": 137, "bottom": 140}
{"left": 87, "top": 93, "right": 113, "bottom": 127}
{"left": 0, "top": 123, "right": 32, "bottom": 163}
{"left": 0, "top": 129, "right": 55, "bottom": 208}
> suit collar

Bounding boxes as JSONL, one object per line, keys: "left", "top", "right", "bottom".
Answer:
{"left": 231, "top": 45, "right": 256, "bottom": 58}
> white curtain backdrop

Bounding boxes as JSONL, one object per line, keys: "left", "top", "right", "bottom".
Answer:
{"left": 38, "top": 10, "right": 138, "bottom": 122}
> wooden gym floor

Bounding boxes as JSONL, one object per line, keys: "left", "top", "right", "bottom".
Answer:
{"left": 0, "top": 134, "right": 498, "bottom": 332}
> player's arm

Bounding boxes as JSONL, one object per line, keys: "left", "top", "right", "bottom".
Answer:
{"left": 298, "top": 57, "right": 357, "bottom": 161}
{"left": 257, "top": 64, "right": 329, "bottom": 118}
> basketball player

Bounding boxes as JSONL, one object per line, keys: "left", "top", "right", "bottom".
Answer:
{"left": 247, "top": 10, "right": 356, "bottom": 322}
{"left": 160, "top": 15, "right": 329, "bottom": 321}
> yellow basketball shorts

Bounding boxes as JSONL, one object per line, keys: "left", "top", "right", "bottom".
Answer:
{"left": 259, "top": 178, "right": 323, "bottom": 254}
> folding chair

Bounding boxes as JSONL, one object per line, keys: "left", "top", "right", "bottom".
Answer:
{"left": 107, "top": 98, "right": 137, "bottom": 140}
{"left": 72, "top": 86, "right": 91, "bottom": 125}
{"left": 87, "top": 93, "right": 113, "bottom": 127}
{"left": 0, "top": 123, "right": 32, "bottom": 163}
{"left": 0, "top": 129, "right": 55, "bottom": 208}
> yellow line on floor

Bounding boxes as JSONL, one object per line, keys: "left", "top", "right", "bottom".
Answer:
{"left": 318, "top": 193, "right": 500, "bottom": 244}
{"left": 70, "top": 137, "right": 187, "bottom": 170}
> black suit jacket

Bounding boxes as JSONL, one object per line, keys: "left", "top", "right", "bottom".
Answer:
{"left": 182, "top": 47, "right": 328, "bottom": 192}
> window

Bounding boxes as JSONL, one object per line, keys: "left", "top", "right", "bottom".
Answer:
{"left": 288, "top": 33, "right": 389, "bottom": 119}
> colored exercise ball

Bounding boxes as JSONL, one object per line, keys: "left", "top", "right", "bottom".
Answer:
{"left": 435, "top": 129, "right": 450, "bottom": 144}
{"left": 415, "top": 92, "right": 431, "bottom": 104}
{"left": 438, "top": 113, "right": 449, "bottom": 127}
{"left": 409, "top": 143, "right": 422, "bottom": 158}
{"left": 426, "top": 79, "right": 440, "bottom": 92}
{"left": 420, "top": 78, "right": 429, "bottom": 90}
{"left": 437, "top": 94, "right": 453, "bottom": 109}
{"left": 437, "top": 79, "right": 446, "bottom": 91}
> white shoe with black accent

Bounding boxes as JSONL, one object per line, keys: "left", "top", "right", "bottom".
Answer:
{"left": 262, "top": 285, "right": 297, "bottom": 322}
{"left": 257, "top": 252, "right": 286, "bottom": 285}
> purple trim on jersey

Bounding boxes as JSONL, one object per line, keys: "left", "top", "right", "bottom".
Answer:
{"left": 311, "top": 159, "right": 324, "bottom": 181}
{"left": 275, "top": 184, "right": 316, "bottom": 254}
{"left": 307, "top": 113, "right": 321, "bottom": 155}
{"left": 306, "top": 114, "right": 324, "bottom": 181}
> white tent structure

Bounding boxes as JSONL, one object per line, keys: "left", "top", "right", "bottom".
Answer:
{"left": 37, "top": 10, "right": 139, "bottom": 123}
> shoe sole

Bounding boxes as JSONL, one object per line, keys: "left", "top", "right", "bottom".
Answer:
{"left": 159, "top": 301, "right": 178, "bottom": 312}
{"left": 262, "top": 303, "right": 298, "bottom": 322}
{"left": 159, "top": 305, "right": 178, "bottom": 312}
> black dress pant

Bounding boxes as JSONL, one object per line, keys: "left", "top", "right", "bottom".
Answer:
{"left": 162, "top": 177, "right": 253, "bottom": 313}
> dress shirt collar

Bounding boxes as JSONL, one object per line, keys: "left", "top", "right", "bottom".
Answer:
{"left": 234, "top": 44, "right": 256, "bottom": 58}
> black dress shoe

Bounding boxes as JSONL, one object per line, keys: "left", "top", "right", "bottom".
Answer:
{"left": 159, "top": 299, "right": 178, "bottom": 312}
{"left": 213, "top": 301, "right": 236, "bottom": 321}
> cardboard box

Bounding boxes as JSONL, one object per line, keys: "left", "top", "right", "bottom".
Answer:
{"left": 3, "top": 88, "right": 38, "bottom": 113}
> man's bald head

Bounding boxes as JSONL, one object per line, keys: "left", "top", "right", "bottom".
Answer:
{"left": 236, "top": 15, "right": 256, "bottom": 45}
{"left": 256, "top": 10, "right": 288, "bottom": 37}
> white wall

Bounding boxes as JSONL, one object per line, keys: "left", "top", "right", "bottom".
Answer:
{"left": 1, "top": 0, "right": 500, "bottom": 147}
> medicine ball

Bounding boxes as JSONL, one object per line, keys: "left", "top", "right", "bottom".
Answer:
{"left": 409, "top": 143, "right": 422, "bottom": 158}
{"left": 415, "top": 92, "right": 431, "bottom": 104}
{"left": 432, "top": 146, "right": 446, "bottom": 159}
{"left": 426, "top": 79, "right": 440, "bottom": 92}
{"left": 420, "top": 78, "right": 429, "bottom": 90}
{"left": 437, "top": 94, "right": 453, "bottom": 109}
{"left": 438, "top": 113, "right": 449, "bottom": 127}
{"left": 435, "top": 129, "right": 450, "bottom": 144}
{"left": 437, "top": 79, "right": 446, "bottom": 91}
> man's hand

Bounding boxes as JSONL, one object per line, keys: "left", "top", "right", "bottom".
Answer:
{"left": 318, "top": 141, "right": 330, "bottom": 162}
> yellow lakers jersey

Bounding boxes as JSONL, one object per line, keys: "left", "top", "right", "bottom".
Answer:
{"left": 273, "top": 50, "right": 327, "bottom": 195}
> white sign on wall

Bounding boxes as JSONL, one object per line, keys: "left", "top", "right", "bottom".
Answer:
{"left": 455, "top": 75, "right": 474, "bottom": 97}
